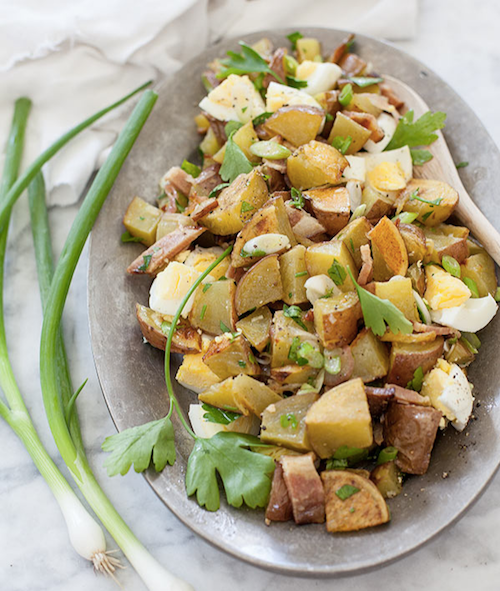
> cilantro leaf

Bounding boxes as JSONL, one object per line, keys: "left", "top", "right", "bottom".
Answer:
{"left": 385, "top": 110, "right": 446, "bottom": 151}
{"left": 410, "top": 148, "right": 433, "bottom": 166}
{"left": 407, "top": 366, "right": 424, "bottom": 391}
{"left": 121, "top": 231, "right": 143, "bottom": 243}
{"left": 220, "top": 131, "right": 253, "bottom": 183}
{"left": 331, "top": 135, "right": 352, "bottom": 155}
{"left": 102, "top": 417, "right": 175, "bottom": 476}
{"left": 283, "top": 304, "right": 308, "bottom": 330}
{"left": 185, "top": 432, "right": 275, "bottom": 511}
{"left": 218, "top": 42, "right": 284, "bottom": 83}
{"left": 202, "top": 403, "right": 240, "bottom": 425}
{"left": 181, "top": 159, "right": 201, "bottom": 178}
{"left": 286, "top": 76, "right": 308, "bottom": 89}
{"left": 287, "top": 31, "right": 303, "bottom": 50}
{"left": 347, "top": 267, "right": 413, "bottom": 336}
{"left": 328, "top": 259, "right": 346, "bottom": 286}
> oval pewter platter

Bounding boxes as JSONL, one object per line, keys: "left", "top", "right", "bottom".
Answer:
{"left": 88, "top": 28, "right": 500, "bottom": 577}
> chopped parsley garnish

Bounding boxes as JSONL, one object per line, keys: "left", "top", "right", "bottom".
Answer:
{"left": 181, "top": 159, "right": 201, "bottom": 178}
{"left": 421, "top": 211, "right": 433, "bottom": 222}
{"left": 331, "top": 135, "right": 352, "bottom": 155}
{"left": 202, "top": 283, "right": 212, "bottom": 293}
{"left": 338, "top": 83, "right": 353, "bottom": 107}
{"left": 456, "top": 161, "right": 469, "bottom": 169}
{"left": 220, "top": 321, "right": 232, "bottom": 333}
{"left": 224, "top": 120, "right": 244, "bottom": 136}
{"left": 220, "top": 131, "right": 253, "bottom": 183}
{"left": 409, "top": 188, "right": 442, "bottom": 207}
{"left": 138, "top": 254, "right": 153, "bottom": 272}
{"left": 280, "top": 413, "right": 298, "bottom": 429}
{"left": 287, "top": 31, "right": 303, "bottom": 50}
{"left": 200, "top": 304, "right": 207, "bottom": 320}
{"left": 328, "top": 259, "right": 346, "bottom": 286}
{"left": 238, "top": 360, "right": 247, "bottom": 368}
{"left": 335, "top": 484, "right": 360, "bottom": 500}
{"left": 295, "top": 271, "right": 308, "bottom": 278}
{"left": 121, "top": 231, "right": 143, "bottom": 243}
{"left": 208, "top": 182, "right": 231, "bottom": 199}
{"left": 377, "top": 447, "right": 399, "bottom": 465}
{"left": 347, "top": 267, "right": 413, "bottom": 336}
{"left": 202, "top": 403, "right": 240, "bottom": 425}
{"left": 410, "top": 148, "right": 433, "bottom": 166}
{"left": 441, "top": 255, "right": 461, "bottom": 278}
{"left": 290, "top": 187, "right": 305, "bottom": 209}
{"left": 252, "top": 111, "right": 273, "bottom": 126}
{"left": 217, "top": 42, "right": 284, "bottom": 83}
{"left": 407, "top": 366, "right": 424, "bottom": 391}
{"left": 241, "top": 200, "right": 255, "bottom": 213}
{"left": 283, "top": 304, "right": 308, "bottom": 331}
{"left": 288, "top": 336, "right": 308, "bottom": 366}
{"left": 348, "top": 76, "right": 383, "bottom": 88}
{"left": 463, "top": 277, "right": 479, "bottom": 298}
{"left": 385, "top": 109, "right": 446, "bottom": 151}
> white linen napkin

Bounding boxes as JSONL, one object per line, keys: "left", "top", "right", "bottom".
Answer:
{"left": 0, "top": 0, "right": 418, "bottom": 206}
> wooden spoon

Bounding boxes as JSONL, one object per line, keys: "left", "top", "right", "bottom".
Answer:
{"left": 384, "top": 74, "right": 500, "bottom": 266}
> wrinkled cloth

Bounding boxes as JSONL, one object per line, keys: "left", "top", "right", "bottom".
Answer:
{"left": 0, "top": 0, "right": 417, "bottom": 206}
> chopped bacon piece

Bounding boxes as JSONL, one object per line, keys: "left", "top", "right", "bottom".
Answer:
{"left": 339, "top": 53, "right": 367, "bottom": 76}
{"left": 189, "top": 163, "right": 222, "bottom": 201}
{"left": 158, "top": 181, "right": 178, "bottom": 213}
{"left": 204, "top": 112, "right": 227, "bottom": 145}
{"left": 412, "top": 321, "right": 460, "bottom": 338}
{"left": 380, "top": 83, "right": 405, "bottom": 110}
{"left": 365, "top": 385, "right": 394, "bottom": 418}
{"left": 329, "top": 34, "right": 355, "bottom": 64}
{"left": 190, "top": 198, "right": 218, "bottom": 222}
{"left": 263, "top": 48, "right": 287, "bottom": 89}
{"left": 127, "top": 226, "right": 205, "bottom": 275}
{"left": 358, "top": 244, "right": 373, "bottom": 286}
{"left": 285, "top": 202, "right": 326, "bottom": 240}
{"left": 343, "top": 111, "right": 385, "bottom": 142}
{"left": 281, "top": 453, "right": 325, "bottom": 524}
{"left": 162, "top": 166, "right": 193, "bottom": 196}
{"left": 265, "top": 462, "right": 293, "bottom": 523}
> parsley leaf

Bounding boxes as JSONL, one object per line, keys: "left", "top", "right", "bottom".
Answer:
{"left": 336, "top": 484, "right": 360, "bottom": 500}
{"left": 252, "top": 111, "right": 273, "bottom": 126}
{"left": 220, "top": 131, "right": 253, "bottom": 183}
{"left": 241, "top": 200, "right": 255, "bottom": 213}
{"left": 102, "top": 417, "right": 175, "bottom": 476}
{"left": 410, "top": 148, "right": 433, "bottom": 166}
{"left": 290, "top": 187, "right": 305, "bottom": 209}
{"left": 328, "top": 259, "right": 346, "bottom": 286}
{"left": 185, "top": 432, "right": 275, "bottom": 511}
{"left": 225, "top": 120, "right": 243, "bottom": 136}
{"left": 456, "top": 161, "right": 469, "bottom": 169}
{"left": 121, "top": 231, "right": 143, "bottom": 243}
{"left": 283, "top": 304, "right": 308, "bottom": 331}
{"left": 347, "top": 267, "right": 413, "bottom": 336}
{"left": 202, "top": 403, "right": 240, "bottom": 425}
{"left": 138, "top": 254, "right": 152, "bottom": 272}
{"left": 218, "top": 42, "right": 284, "bottom": 83}
{"left": 331, "top": 135, "right": 352, "bottom": 155}
{"left": 407, "top": 366, "right": 424, "bottom": 391}
{"left": 286, "top": 75, "right": 308, "bottom": 89}
{"left": 385, "top": 110, "right": 446, "bottom": 151}
{"left": 287, "top": 31, "right": 303, "bottom": 50}
{"left": 208, "top": 182, "right": 231, "bottom": 199}
{"left": 181, "top": 159, "right": 201, "bottom": 178}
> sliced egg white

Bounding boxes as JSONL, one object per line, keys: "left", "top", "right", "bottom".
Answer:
{"left": 295, "top": 60, "right": 342, "bottom": 95}
{"left": 266, "top": 81, "right": 323, "bottom": 112}
{"left": 359, "top": 145, "right": 413, "bottom": 183}
{"left": 363, "top": 113, "right": 398, "bottom": 153}
{"left": 346, "top": 179, "right": 363, "bottom": 210}
{"left": 430, "top": 294, "right": 498, "bottom": 333}
{"left": 438, "top": 365, "right": 474, "bottom": 431}
{"left": 149, "top": 261, "right": 202, "bottom": 318}
{"left": 343, "top": 156, "right": 366, "bottom": 183}
{"left": 199, "top": 74, "right": 265, "bottom": 123}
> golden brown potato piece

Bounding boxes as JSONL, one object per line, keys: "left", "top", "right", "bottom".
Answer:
{"left": 176, "top": 340, "right": 221, "bottom": 394}
{"left": 361, "top": 186, "right": 395, "bottom": 224}
{"left": 313, "top": 291, "right": 362, "bottom": 348}
{"left": 304, "top": 186, "right": 350, "bottom": 236}
{"left": 398, "top": 222, "right": 427, "bottom": 265}
{"left": 189, "top": 278, "right": 237, "bottom": 335}
{"left": 234, "top": 255, "right": 284, "bottom": 315}
{"left": 280, "top": 245, "right": 309, "bottom": 305}
{"left": 135, "top": 304, "right": 202, "bottom": 353}
{"left": 401, "top": 179, "right": 458, "bottom": 226}
{"left": 336, "top": 216, "right": 372, "bottom": 268}
{"left": 386, "top": 338, "right": 444, "bottom": 387}
{"left": 265, "top": 105, "right": 324, "bottom": 146}
{"left": 328, "top": 112, "right": 371, "bottom": 154}
{"left": 306, "top": 378, "right": 373, "bottom": 458}
{"left": 296, "top": 37, "right": 321, "bottom": 62}
{"left": 322, "top": 470, "right": 390, "bottom": 532}
{"left": 200, "top": 169, "right": 268, "bottom": 235}
{"left": 374, "top": 277, "right": 418, "bottom": 322}
{"left": 285, "top": 201, "right": 327, "bottom": 241}
{"left": 270, "top": 364, "right": 318, "bottom": 385}
{"left": 461, "top": 252, "right": 497, "bottom": 297}
{"left": 423, "top": 224, "right": 469, "bottom": 264}
{"left": 281, "top": 453, "right": 325, "bottom": 524}
{"left": 351, "top": 328, "right": 390, "bottom": 383}
{"left": 198, "top": 377, "right": 240, "bottom": 411}
{"left": 270, "top": 310, "right": 317, "bottom": 368}
{"left": 260, "top": 391, "right": 318, "bottom": 452}
{"left": 231, "top": 195, "right": 296, "bottom": 267}
{"left": 156, "top": 212, "right": 196, "bottom": 241}
{"left": 203, "top": 334, "right": 260, "bottom": 379}
{"left": 123, "top": 196, "right": 162, "bottom": 246}
{"left": 348, "top": 93, "right": 389, "bottom": 117}
{"left": 233, "top": 374, "right": 282, "bottom": 416}
{"left": 287, "top": 140, "right": 348, "bottom": 190}
{"left": 369, "top": 216, "right": 408, "bottom": 281}
{"left": 370, "top": 461, "right": 403, "bottom": 499}
{"left": 383, "top": 401, "right": 442, "bottom": 474}
{"left": 445, "top": 338, "right": 475, "bottom": 366}
{"left": 380, "top": 331, "right": 437, "bottom": 344}
{"left": 213, "top": 121, "right": 259, "bottom": 163}
{"left": 236, "top": 306, "right": 272, "bottom": 352}
{"left": 305, "top": 240, "right": 358, "bottom": 291}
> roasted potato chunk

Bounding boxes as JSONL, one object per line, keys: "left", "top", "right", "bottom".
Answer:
{"left": 123, "top": 196, "right": 162, "bottom": 247}
{"left": 306, "top": 378, "right": 373, "bottom": 458}
{"left": 370, "top": 461, "right": 403, "bottom": 499}
{"left": 336, "top": 216, "right": 372, "bottom": 268}
{"left": 287, "top": 140, "right": 348, "bottom": 190}
{"left": 305, "top": 240, "right": 358, "bottom": 291}
{"left": 213, "top": 121, "right": 259, "bottom": 163}
{"left": 445, "top": 338, "right": 475, "bottom": 366}
{"left": 361, "top": 185, "right": 395, "bottom": 224}
{"left": 351, "top": 328, "right": 390, "bottom": 383}
{"left": 203, "top": 334, "right": 260, "bottom": 379}
{"left": 236, "top": 306, "right": 272, "bottom": 351}
{"left": 176, "top": 342, "right": 222, "bottom": 394}
{"left": 156, "top": 212, "right": 196, "bottom": 241}
{"left": 201, "top": 169, "right": 268, "bottom": 235}
{"left": 260, "top": 391, "right": 318, "bottom": 452}
{"left": 296, "top": 37, "right": 321, "bottom": 62}
{"left": 233, "top": 374, "right": 282, "bottom": 416}
{"left": 234, "top": 254, "right": 284, "bottom": 315}
{"left": 265, "top": 461, "right": 293, "bottom": 523}
{"left": 198, "top": 377, "right": 240, "bottom": 411}
{"left": 270, "top": 364, "right": 318, "bottom": 385}
{"left": 189, "top": 278, "right": 237, "bottom": 335}
{"left": 270, "top": 310, "right": 318, "bottom": 368}
{"left": 304, "top": 186, "right": 350, "bottom": 236}
{"left": 328, "top": 112, "right": 372, "bottom": 154}
{"left": 387, "top": 338, "right": 444, "bottom": 387}
{"left": 313, "top": 291, "right": 362, "bottom": 348}
{"left": 280, "top": 245, "right": 309, "bottom": 305}
{"left": 265, "top": 105, "right": 324, "bottom": 146}
{"left": 423, "top": 224, "right": 469, "bottom": 264}
{"left": 369, "top": 216, "right": 408, "bottom": 280}
{"left": 281, "top": 453, "right": 325, "bottom": 524}
{"left": 401, "top": 179, "right": 458, "bottom": 226}
{"left": 398, "top": 222, "right": 427, "bottom": 264}
{"left": 461, "top": 252, "right": 497, "bottom": 297}
{"left": 374, "top": 277, "right": 419, "bottom": 322}
{"left": 322, "top": 470, "right": 390, "bottom": 532}
{"left": 231, "top": 195, "right": 296, "bottom": 267}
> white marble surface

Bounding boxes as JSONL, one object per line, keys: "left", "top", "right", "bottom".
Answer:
{"left": 2, "top": 1, "right": 500, "bottom": 590}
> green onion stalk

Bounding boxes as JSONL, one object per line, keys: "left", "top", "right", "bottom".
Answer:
{"left": 39, "top": 90, "right": 193, "bottom": 591}
{"left": 0, "top": 100, "right": 120, "bottom": 575}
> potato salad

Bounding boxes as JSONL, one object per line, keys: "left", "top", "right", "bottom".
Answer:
{"left": 120, "top": 32, "right": 499, "bottom": 532}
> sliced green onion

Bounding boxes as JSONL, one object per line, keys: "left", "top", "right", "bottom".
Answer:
{"left": 377, "top": 446, "right": 398, "bottom": 465}
{"left": 442, "top": 255, "right": 461, "bottom": 278}
{"left": 249, "top": 141, "right": 291, "bottom": 160}
{"left": 350, "top": 204, "right": 366, "bottom": 221}
{"left": 463, "top": 277, "right": 479, "bottom": 298}
{"left": 339, "top": 83, "right": 353, "bottom": 107}
{"left": 462, "top": 332, "right": 481, "bottom": 350}
{"left": 284, "top": 55, "right": 299, "bottom": 76}
{"left": 495, "top": 286, "right": 500, "bottom": 302}
{"left": 392, "top": 211, "right": 419, "bottom": 224}
{"left": 324, "top": 351, "right": 341, "bottom": 375}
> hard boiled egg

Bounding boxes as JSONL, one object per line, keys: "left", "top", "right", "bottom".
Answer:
{"left": 149, "top": 261, "right": 202, "bottom": 318}
{"left": 343, "top": 155, "right": 366, "bottom": 183}
{"left": 430, "top": 294, "right": 498, "bottom": 332}
{"left": 295, "top": 60, "right": 342, "bottom": 95}
{"left": 424, "top": 265, "right": 471, "bottom": 310}
{"left": 199, "top": 74, "right": 265, "bottom": 123}
{"left": 359, "top": 145, "right": 413, "bottom": 183}
{"left": 266, "top": 81, "right": 323, "bottom": 112}
{"left": 366, "top": 161, "right": 407, "bottom": 191}
{"left": 363, "top": 113, "right": 398, "bottom": 153}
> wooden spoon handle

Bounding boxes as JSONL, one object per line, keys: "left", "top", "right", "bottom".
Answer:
{"left": 456, "top": 195, "right": 500, "bottom": 265}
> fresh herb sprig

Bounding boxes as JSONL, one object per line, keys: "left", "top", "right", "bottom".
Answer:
{"left": 218, "top": 42, "right": 284, "bottom": 83}
{"left": 220, "top": 130, "right": 253, "bottom": 183}
{"left": 385, "top": 109, "right": 446, "bottom": 153}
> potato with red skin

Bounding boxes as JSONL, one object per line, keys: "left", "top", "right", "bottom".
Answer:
{"left": 386, "top": 338, "right": 444, "bottom": 387}
{"left": 281, "top": 453, "right": 325, "bottom": 524}
{"left": 287, "top": 140, "right": 348, "bottom": 190}
{"left": 369, "top": 216, "right": 409, "bottom": 281}
{"left": 313, "top": 291, "right": 362, "bottom": 349}
{"left": 304, "top": 186, "right": 350, "bottom": 236}
{"left": 136, "top": 304, "right": 201, "bottom": 353}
